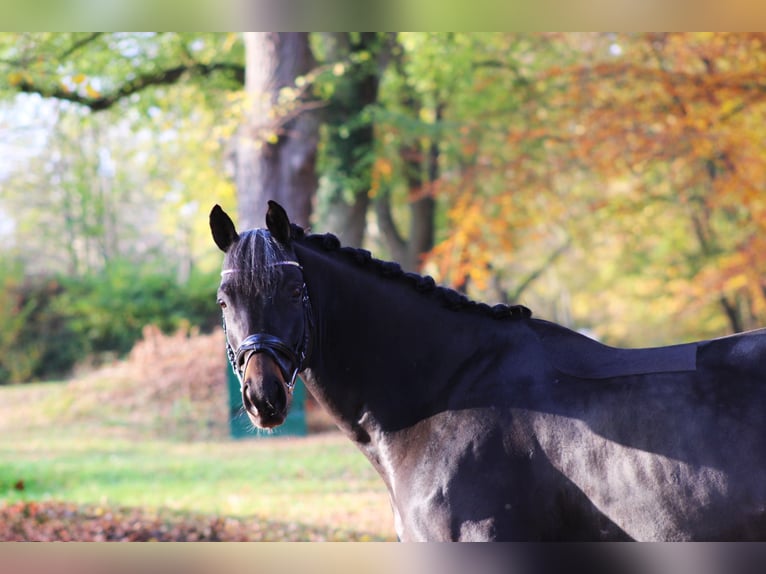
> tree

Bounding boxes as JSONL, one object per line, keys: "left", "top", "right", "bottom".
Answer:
{"left": 533, "top": 33, "right": 766, "bottom": 335}
{"left": 1, "top": 33, "right": 322, "bottom": 235}
{"left": 235, "top": 33, "right": 319, "bottom": 229}
{"left": 2, "top": 33, "right": 244, "bottom": 109}
{"left": 1, "top": 33, "right": 242, "bottom": 273}
{"left": 423, "top": 33, "right": 766, "bottom": 340}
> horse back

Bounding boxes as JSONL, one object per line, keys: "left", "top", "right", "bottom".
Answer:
{"left": 523, "top": 321, "right": 766, "bottom": 540}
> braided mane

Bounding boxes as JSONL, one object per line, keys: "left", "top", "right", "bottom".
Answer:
{"left": 293, "top": 225, "right": 531, "bottom": 321}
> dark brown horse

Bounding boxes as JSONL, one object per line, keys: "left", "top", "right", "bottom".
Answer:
{"left": 210, "top": 201, "right": 766, "bottom": 541}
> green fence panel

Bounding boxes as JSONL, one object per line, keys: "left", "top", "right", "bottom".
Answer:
{"left": 227, "top": 360, "right": 307, "bottom": 438}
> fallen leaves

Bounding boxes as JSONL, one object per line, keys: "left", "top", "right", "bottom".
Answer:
{"left": 0, "top": 501, "right": 390, "bottom": 542}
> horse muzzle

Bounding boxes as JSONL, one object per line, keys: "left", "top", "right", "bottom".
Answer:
{"left": 240, "top": 350, "right": 291, "bottom": 429}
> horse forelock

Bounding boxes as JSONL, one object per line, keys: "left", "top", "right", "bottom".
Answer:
{"left": 224, "top": 229, "right": 289, "bottom": 296}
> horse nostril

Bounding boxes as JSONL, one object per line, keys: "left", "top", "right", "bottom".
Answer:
{"left": 242, "top": 381, "right": 258, "bottom": 414}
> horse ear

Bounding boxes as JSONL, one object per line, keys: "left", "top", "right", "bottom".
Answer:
{"left": 209, "top": 204, "right": 239, "bottom": 253}
{"left": 266, "top": 200, "right": 292, "bottom": 244}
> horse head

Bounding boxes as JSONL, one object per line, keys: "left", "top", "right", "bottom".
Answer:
{"left": 209, "top": 201, "right": 311, "bottom": 429}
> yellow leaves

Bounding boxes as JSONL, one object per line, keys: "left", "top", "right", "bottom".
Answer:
{"left": 722, "top": 272, "right": 749, "bottom": 293}
{"left": 374, "top": 157, "right": 393, "bottom": 179}
{"left": 277, "top": 86, "right": 297, "bottom": 105}
{"left": 369, "top": 158, "right": 393, "bottom": 199}
{"left": 7, "top": 69, "right": 103, "bottom": 100}
{"left": 85, "top": 84, "right": 101, "bottom": 98}
{"left": 7, "top": 71, "right": 30, "bottom": 86}
{"left": 418, "top": 107, "right": 436, "bottom": 123}
{"left": 222, "top": 32, "right": 238, "bottom": 53}
{"left": 718, "top": 98, "right": 740, "bottom": 118}
{"left": 68, "top": 74, "right": 101, "bottom": 97}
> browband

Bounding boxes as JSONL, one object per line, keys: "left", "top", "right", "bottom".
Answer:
{"left": 221, "top": 260, "right": 302, "bottom": 276}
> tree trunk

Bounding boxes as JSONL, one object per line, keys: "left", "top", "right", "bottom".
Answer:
{"left": 376, "top": 100, "right": 440, "bottom": 273}
{"left": 236, "top": 33, "right": 319, "bottom": 229}
{"left": 405, "top": 108, "right": 440, "bottom": 270}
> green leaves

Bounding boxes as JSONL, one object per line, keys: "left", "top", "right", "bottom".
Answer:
{"left": 0, "top": 33, "right": 244, "bottom": 111}
{"left": 0, "top": 262, "right": 220, "bottom": 384}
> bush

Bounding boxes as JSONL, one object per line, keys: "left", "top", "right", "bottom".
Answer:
{"left": 0, "top": 259, "right": 81, "bottom": 383}
{"left": 0, "top": 260, "right": 221, "bottom": 384}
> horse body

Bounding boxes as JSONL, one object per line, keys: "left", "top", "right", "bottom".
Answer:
{"left": 294, "top": 238, "right": 765, "bottom": 540}
{"left": 210, "top": 202, "right": 766, "bottom": 541}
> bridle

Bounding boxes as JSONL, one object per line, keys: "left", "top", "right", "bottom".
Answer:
{"left": 221, "top": 260, "right": 313, "bottom": 395}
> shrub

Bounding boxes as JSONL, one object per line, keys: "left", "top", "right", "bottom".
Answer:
{"left": 0, "top": 260, "right": 220, "bottom": 384}
{"left": 0, "top": 269, "right": 80, "bottom": 383}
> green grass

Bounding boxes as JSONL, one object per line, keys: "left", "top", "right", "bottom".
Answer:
{"left": 0, "top": 381, "right": 395, "bottom": 539}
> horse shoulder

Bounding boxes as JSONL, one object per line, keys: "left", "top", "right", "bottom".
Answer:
{"left": 359, "top": 407, "right": 566, "bottom": 541}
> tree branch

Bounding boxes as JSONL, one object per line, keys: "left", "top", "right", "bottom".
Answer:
{"left": 16, "top": 61, "right": 245, "bottom": 111}
{"left": 59, "top": 33, "right": 104, "bottom": 61}
{"left": 506, "top": 238, "right": 572, "bottom": 303}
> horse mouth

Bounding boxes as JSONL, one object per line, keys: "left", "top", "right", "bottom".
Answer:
{"left": 244, "top": 405, "right": 287, "bottom": 429}
{"left": 241, "top": 381, "right": 289, "bottom": 429}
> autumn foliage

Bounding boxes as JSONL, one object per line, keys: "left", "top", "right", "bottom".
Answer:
{"left": 418, "top": 33, "right": 766, "bottom": 343}
{"left": 4, "top": 33, "right": 766, "bottom": 348}
{"left": 0, "top": 500, "right": 375, "bottom": 541}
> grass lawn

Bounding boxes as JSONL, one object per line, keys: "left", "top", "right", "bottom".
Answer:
{"left": 0, "top": 380, "right": 396, "bottom": 540}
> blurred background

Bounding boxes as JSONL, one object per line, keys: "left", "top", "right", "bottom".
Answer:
{"left": 2, "top": 32, "right": 766, "bottom": 541}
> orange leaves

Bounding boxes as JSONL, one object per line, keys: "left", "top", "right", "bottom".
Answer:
{"left": 0, "top": 501, "right": 385, "bottom": 541}
{"left": 427, "top": 184, "right": 534, "bottom": 296}
{"left": 529, "top": 34, "right": 766, "bottom": 335}
{"left": 693, "top": 235, "right": 766, "bottom": 322}
{"left": 548, "top": 35, "right": 766, "bottom": 184}
{"left": 430, "top": 194, "right": 497, "bottom": 291}
{"left": 407, "top": 34, "right": 766, "bottom": 339}
{"left": 369, "top": 157, "right": 394, "bottom": 199}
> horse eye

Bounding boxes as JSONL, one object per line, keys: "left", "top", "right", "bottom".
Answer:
{"left": 290, "top": 286, "right": 302, "bottom": 300}
{"left": 217, "top": 298, "right": 227, "bottom": 309}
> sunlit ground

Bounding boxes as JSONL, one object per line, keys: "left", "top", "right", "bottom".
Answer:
{"left": 0, "top": 382, "right": 395, "bottom": 540}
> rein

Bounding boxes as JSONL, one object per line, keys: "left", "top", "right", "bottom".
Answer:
{"left": 221, "top": 260, "right": 313, "bottom": 394}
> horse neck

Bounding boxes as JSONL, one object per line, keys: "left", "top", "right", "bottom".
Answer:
{"left": 294, "top": 241, "right": 521, "bottom": 435}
